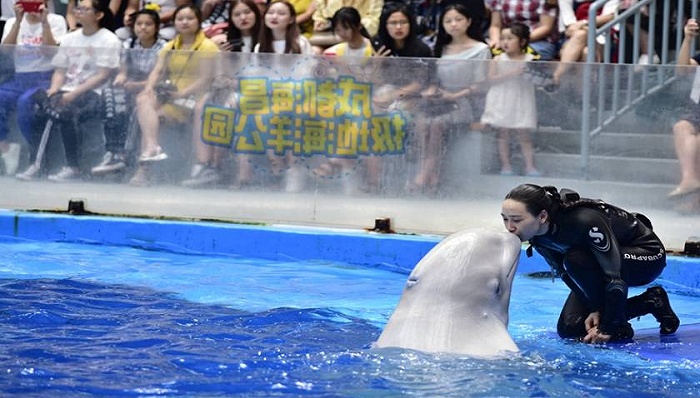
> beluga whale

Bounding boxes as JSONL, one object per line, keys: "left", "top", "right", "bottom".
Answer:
{"left": 375, "top": 229, "right": 521, "bottom": 358}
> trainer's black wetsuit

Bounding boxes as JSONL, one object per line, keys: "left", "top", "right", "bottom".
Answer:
{"left": 530, "top": 202, "right": 666, "bottom": 339}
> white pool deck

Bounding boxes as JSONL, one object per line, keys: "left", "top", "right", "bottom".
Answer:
{"left": 1, "top": 174, "right": 697, "bottom": 252}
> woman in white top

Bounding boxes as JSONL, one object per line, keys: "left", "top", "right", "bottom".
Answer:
{"left": 410, "top": 2, "right": 491, "bottom": 195}
{"left": 236, "top": 0, "right": 312, "bottom": 191}
{"left": 16, "top": 0, "right": 121, "bottom": 182}
{"left": 254, "top": 0, "right": 312, "bottom": 54}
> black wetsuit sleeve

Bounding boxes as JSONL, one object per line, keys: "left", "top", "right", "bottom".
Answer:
{"left": 572, "top": 208, "right": 629, "bottom": 336}
{"left": 575, "top": 208, "right": 622, "bottom": 281}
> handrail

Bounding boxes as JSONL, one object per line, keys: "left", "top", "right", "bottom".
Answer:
{"left": 577, "top": 0, "right": 695, "bottom": 179}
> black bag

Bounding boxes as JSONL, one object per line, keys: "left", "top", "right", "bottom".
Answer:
{"left": 102, "top": 84, "right": 129, "bottom": 137}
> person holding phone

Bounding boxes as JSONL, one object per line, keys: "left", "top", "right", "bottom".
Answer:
{"left": 0, "top": 0, "right": 66, "bottom": 177}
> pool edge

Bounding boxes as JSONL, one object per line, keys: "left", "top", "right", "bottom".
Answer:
{"left": 1, "top": 210, "right": 698, "bottom": 288}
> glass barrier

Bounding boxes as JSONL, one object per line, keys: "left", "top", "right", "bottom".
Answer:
{"left": 0, "top": 45, "right": 695, "bottom": 236}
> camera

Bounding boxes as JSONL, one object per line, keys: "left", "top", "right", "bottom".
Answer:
{"left": 155, "top": 80, "right": 177, "bottom": 101}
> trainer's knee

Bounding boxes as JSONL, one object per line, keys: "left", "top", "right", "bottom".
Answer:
{"left": 557, "top": 315, "right": 586, "bottom": 339}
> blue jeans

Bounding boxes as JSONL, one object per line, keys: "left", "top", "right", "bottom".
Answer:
{"left": 0, "top": 71, "right": 52, "bottom": 142}
{"left": 530, "top": 40, "right": 558, "bottom": 61}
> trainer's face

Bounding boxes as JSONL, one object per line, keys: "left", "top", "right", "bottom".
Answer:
{"left": 501, "top": 199, "right": 547, "bottom": 242}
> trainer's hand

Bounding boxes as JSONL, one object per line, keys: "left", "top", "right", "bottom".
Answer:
{"left": 585, "top": 311, "right": 600, "bottom": 332}
{"left": 582, "top": 326, "right": 612, "bottom": 344}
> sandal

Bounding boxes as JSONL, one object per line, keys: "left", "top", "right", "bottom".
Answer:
{"left": 668, "top": 184, "right": 700, "bottom": 199}
{"left": 129, "top": 167, "right": 150, "bottom": 187}
{"left": 138, "top": 146, "right": 168, "bottom": 163}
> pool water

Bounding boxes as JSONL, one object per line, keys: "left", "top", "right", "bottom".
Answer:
{"left": 1, "top": 239, "right": 700, "bottom": 397}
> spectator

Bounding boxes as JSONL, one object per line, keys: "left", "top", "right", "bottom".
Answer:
{"left": 15, "top": 0, "right": 121, "bottom": 182}
{"left": 181, "top": 0, "right": 262, "bottom": 188}
{"left": 118, "top": 0, "right": 193, "bottom": 41}
{"left": 409, "top": 1, "right": 490, "bottom": 195}
{"left": 370, "top": 2, "right": 432, "bottom": 193}
{"left": 290, "top": 0, "right": 315, "bottom": 37}
{"left": 255, "top": 0, "right": 312, "bottom": 52}
{"left": 0, "top": 0, "right": 66, "bottom": 176}
{"left": 210, "top": 0, "right": 261, "bottom": 52}
{"left": 244, "top": 0, "right": 312, "bottom": 192}
{"left": 488, "top": 0, "right": 557, "bottom": 60}
{"left": 481, "top": 22, "right": 539, "bottom": 176}
{"left": 200, "top": 0, "right": 230, "bottom": 32}
{"left": 309, "top": 0, "right": 383, "bottom": 53}
{"left": 372, "top": 2, "right": 431, "bottom": 57}
{"left": 552, "top": 0, "right": 620, "bottom": 85}
{"left": 91, "top": 8, "right": 167, "bottom": 176}
{"left": 67, "top": 0, "right": 123, "bottom": 31}
{"left": 323, "top": 6, "right": 373, "bottom": 55}
{"left": 128, "top": 4, "right": 219, "bottom": 186}
{"left": 312, "top": 6, "right": 374, "bottom": 193}
{"left": 619, "top": 0, "right": 681, "bottom": 67}
{"left": 668, "top": 18, "right": 700, "bottom": 201}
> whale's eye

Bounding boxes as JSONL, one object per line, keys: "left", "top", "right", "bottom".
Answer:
{"left": 406, "top": 277, "right": 418, "bottom": 288}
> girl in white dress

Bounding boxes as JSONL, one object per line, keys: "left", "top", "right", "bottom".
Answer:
{"left": 481, "top": 22, "right": 540, "bottom": 177}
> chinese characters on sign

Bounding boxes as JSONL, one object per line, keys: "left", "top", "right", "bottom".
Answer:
{"left": 201, "top": 76, "right": 408, "bottom": 158}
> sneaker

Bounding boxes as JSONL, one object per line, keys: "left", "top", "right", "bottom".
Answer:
{"left": 181, "top": 165, "right": 221, "bottom": 187}
{"left": 1, "top": 142, "right": 21, "bottom": 176}
{"left": 634, "top": 53, "right": 661, "bottom": 73}
{"left": 48, "top": 166, "right": 81, "bottom": 182}
{"left": 138, "top": 146, "right": 168, "bottom": 163}
{"left": 188, "top": 163, "right": 205, "bottom": 178}
{"left": 15, "top": 163, "right": 41, "bottom": 181}
{"left": 91, "top": 152, "right": 127, "bottom": 175}
{"left": 645, "top": 286, "right": 680, "bottom": 335}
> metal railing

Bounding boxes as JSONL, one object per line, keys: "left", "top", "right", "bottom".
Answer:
{"left": 579, "top": 0, "right": 697, "bottom": 178}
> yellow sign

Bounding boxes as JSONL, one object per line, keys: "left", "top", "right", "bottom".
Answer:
{"left": 201, "top": 77, "right": 408, "bottom": 157}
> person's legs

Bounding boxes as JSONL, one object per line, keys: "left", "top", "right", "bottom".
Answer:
{"left": 16, "top": 87, "right": 45, "bottom": 143}
{"left": 553, "top": 29, "right": 587, "bottom": 84}
{"left": 529, "top": 40, "right": 558, "bottom": 61}
{"left": 135, "top": 90, "right": 162, "bottom": 158}
{"left": 0, "top": 78, "right": 25, "bottom": 175}
{"left": 181, "top": 97, "right": 222, "bottom": 187}
{"left": 417, "top": 118, "right": 444, "bottom": 190}
{"left": 497, "top": 128, "right": 512, "bottom": 173}
{"left": 557, "top": 290, "right": 589, "bottom": 339}
{"left": 192, "top": 98, "right": 214, "bottom": 166}
{"left": 619, "top": 241, "right": 679, "bottom": 334}
{"left": 515, "top": 129, "right": 538, "bottom": 175}
{"left": 670, "top": 119, "right": 700, "bottom": 195}
{"left": 561, "top": 248, "right": 637, "bottom": 340}
{"left": 626, "top": 287, "right": 680, "bottom": 334}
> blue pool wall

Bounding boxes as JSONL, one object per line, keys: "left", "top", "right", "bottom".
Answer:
{"left": 1, "top": 210, "right": 698, "bottom": 289}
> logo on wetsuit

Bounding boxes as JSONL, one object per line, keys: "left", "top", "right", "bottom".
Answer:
{"left": 588, "top": 226, "right": 610, "bottom": 252}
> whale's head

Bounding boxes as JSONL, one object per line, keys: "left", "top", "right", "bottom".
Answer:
{"left": 376, "top": 229, "right": 522, "bottom": 357}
